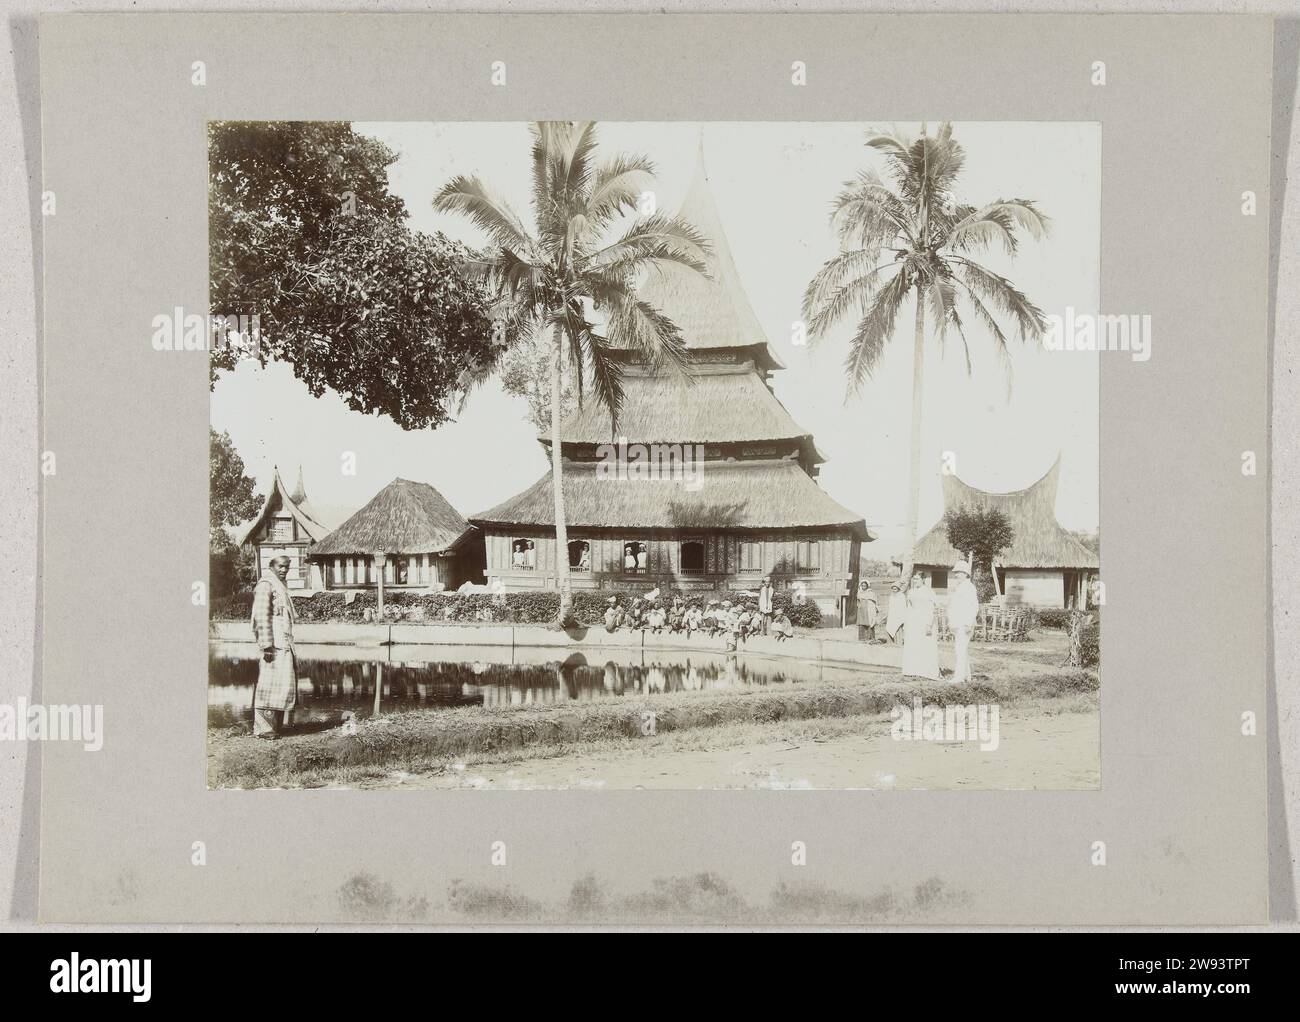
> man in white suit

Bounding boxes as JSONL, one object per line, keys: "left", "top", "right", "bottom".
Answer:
{"left": 947, "top": 561, "right": 979, "bottom": 684}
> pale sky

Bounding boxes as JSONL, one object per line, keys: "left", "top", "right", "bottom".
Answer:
{"left": 211, "top": 121, "right": 1100, "bottom": 555}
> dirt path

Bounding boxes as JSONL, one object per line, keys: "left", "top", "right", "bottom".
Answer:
{"left": 366, "top": 703, "right": 1099, "bottom": 791}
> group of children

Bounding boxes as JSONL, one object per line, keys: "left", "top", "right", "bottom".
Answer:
{"left": 602, "top": 594, "right": 795, "bottom": 647}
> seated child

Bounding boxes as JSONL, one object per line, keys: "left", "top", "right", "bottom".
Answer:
{"left": 770, "top": 610, "right": 794, "bottom": 641}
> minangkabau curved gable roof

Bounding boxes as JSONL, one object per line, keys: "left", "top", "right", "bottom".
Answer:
{"left": 310, "top": 477, "right": 474, "bottom": 557}
{"left": 239, "top": 466, "right": 330, "bottom": 546}
{"left": 909, "top": 456, "right": 1099, "bottom": 570}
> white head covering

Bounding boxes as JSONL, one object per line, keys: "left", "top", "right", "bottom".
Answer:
{"left": 951, "top": 561, "right": 972, "bottom": 576}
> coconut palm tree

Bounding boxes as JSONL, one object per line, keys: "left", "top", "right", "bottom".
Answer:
{"left": 435, "top": 121, "right": 710, "bottom": 625}
{"left": 802, "top": 122, "right": 1049, "bottom": 581}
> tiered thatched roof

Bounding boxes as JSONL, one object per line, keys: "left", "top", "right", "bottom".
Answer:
{"left": 910, "top": 457, "right": 1098, "bottom": 570}
{"left": 472, "top": 458, "right": 870, "bottom": 539}
{"left": 310, "top": 478, "right": 474, "bottom": 556}
{"left": 546, "top": 363, "right": 818, "bottom": 455}
{"left": 239, "top": 466, "right": 331, "bottom": 545}
{"left": 615, "top": 137, "right": 784, "bottom": 372}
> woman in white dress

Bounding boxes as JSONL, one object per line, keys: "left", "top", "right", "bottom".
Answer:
{"left": 901, "top": 573, "right": 941, "bottom": 681}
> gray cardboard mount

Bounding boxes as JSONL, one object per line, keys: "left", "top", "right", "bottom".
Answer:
{"left": 33, "top": 12, "right": 1271, "bottom": 923}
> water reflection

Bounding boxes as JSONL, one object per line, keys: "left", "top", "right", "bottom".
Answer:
{"left": 208, "top": 643, "right": 883, "bottom": 729}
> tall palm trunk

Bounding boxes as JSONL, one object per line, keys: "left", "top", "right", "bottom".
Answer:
{"left": 900, "top": 289, "right": 926, "bottom": 582}
{"left": 549, "top": 325, "right": 573, "bottom": 626}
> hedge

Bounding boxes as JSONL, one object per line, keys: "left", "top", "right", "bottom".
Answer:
{"left": 210, "top": 586, "right": 829, "bottom": 628}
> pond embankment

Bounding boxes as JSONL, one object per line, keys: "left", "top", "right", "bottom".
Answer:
{"left": 208, "top": 640, "right": 1096, "bottom": 789}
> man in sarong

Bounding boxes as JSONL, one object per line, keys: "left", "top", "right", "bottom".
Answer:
{"left": 251, "top": 555, "right": 297, "bottom": 739}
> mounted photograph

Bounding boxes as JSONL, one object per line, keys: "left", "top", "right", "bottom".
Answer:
{"left": 206, "top": 119, "right": 1101, "bottom": 791}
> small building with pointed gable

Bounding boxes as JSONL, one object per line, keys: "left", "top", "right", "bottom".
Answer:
{"left": 239, "top": 466, "right": 334, "bottom": 591}
{"left": 905, "top": 457, "right": 1099, "bottom": 608}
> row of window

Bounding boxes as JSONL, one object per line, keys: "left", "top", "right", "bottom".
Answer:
{"left": 510, "top": 539, "right": 822, "bottom": 573}
{"left": 327, "top": 555, "right": 433, "bottom": 587}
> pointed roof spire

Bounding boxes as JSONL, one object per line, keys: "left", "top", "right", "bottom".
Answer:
{"left": 290, "top": 465, "right": 307, "bottom": 504}
{"left": 629, "top": 134, "right": 784, "bottom": 370}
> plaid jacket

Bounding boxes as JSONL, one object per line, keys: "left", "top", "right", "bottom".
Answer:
{"left": 251, "top": 577, "right": 294, "bottom": 650}
{"left": 251, "top": 577, "right": 297, "bottom": 711}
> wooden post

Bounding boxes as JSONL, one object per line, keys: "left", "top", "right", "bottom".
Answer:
{"left": 375, "top": 552, "right": 386, "bottom": 617}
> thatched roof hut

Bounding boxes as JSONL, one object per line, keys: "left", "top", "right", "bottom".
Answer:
{"left": 310, "top": 477, "right": 474, "bottom": 557}
{"left": 908, "top": 457, "right": 1099, "bottom": 571}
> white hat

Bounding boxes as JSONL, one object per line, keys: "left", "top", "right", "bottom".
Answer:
{"left": 951, "top": 561, "right": 971, "bottom": 575}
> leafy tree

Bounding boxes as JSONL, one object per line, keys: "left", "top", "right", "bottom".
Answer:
{"left": 802, "top": 123, "right": 1049, "bottom": 580}
{"left": 435, "top": 121, "right": 710, "bottom": 625}
{"left": 210, "top": 429, "right": 262, "bottom": 597}
{"left": 210, "top": 428, "right": 261, "bottom": 538}
{"left": 496, "top": 329, "right": 579, "bottom": 432}
{"left": 209, "top": 121, "right": 496, "bottom": 429}
{"left": 944, "top": 504, "right": 1014, "bottom": 599}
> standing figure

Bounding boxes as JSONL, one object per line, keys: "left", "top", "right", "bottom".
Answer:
{"left": 250, "top": 555, "right": 298, "bottom": 739}
{"left": 885, "top": 581, "right": 907, "bottom": 645}
{"left": 901, "top": 573, "right": 941, "bottom": 681}
{"left": 757, "top": 578, "right": 774, "bottom": 635}
{"left": 946, "top": 561, "right": 979, "bottom": 684}
{"left": 857, "top": 580, "right": 879, "bottom": 642}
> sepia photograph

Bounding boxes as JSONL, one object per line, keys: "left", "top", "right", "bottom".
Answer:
{"left": 206, "top": 119, "right": 1102, "bottom": 791}
{"left": 15, "top": 7, "right": 1283, "bottom": 942}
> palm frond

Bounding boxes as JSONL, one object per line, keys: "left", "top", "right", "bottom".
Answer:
{"left": 586, "top": 153, "right": 656, "bottom": 230}
{"left": 585, "top": 213, "right": 712, "bottom": 279}
{"left": 829, "top": 170, "right": 913, "bottom": 250}
{"left": 944, "top": 199, "right": 1049, "bottom": 255}
{"left": 952, "top": 275, "right": 1015, "bottom": 396}
{"left": 433, "top": 176, "right": 534, "bottom": 253}
{"left": 580, "top": 328, "right": 627, "bottom": 435}
{"left": 844, "top": 270, "right": 913, "bottom": 395}
{"left": 954, "top": 257, "right": 1047, "bottom": 342}
{"left": 598, "top": 281, "right": 690, "bottom": 375}
{"left": 802, "top": 257, "right": 901, "bottom": 339}
{"left": 928, "top": 278, "right": 971, "bottom": 374}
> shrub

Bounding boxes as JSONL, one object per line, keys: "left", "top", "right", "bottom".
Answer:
{"left": 1037, "top": 607, "right": 1069, "bottom": 630}
{"left": 1079, "top": 619, "right": 1100, "bottom": 669}
{"left": 211, "top": 590, "right": 254, "bottom": 621}
{"left": 209, "top": 584, "right": 837, "bottom": 627}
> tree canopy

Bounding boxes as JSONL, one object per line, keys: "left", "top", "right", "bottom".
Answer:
{"left": 208, "top": 121, "right": 497, "bottom": 430}
{"left": 209, "top": 428, "right": 261, "bottom": 536}
{"left": 944, "top": 504, "right": 1015, "bottom": 571}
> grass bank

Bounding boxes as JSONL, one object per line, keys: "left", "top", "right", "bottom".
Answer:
{"left": 208, "top": 664, "right": 1097, "bottom": 789}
